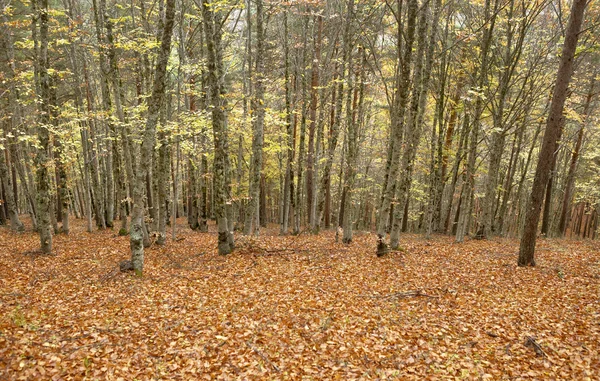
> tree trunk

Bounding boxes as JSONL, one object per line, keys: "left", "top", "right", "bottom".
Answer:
{"left": 376, "top": 0, "right": 417, "bottom": 256}
{"left": 156, "top": 128, "right": 170, "bottom": 245}
{"left": 294, "top": 15, "right": 310, "bottom": 235}
{"left": 0, "top": 141, "right": 23, "bottom": 232}
{"left": 187, "top": 155, "right": 199, "bottom": 230}
{"left": 306, "top": 15, "right": 323, "bottom": 231}
{"left": 15, "top": 145, "right": 37, "bottom": 229}
{"left": 456, "top": 0, "right": 498, "bottom": 243}
{"left": 391, "top": 0, "right": 441, "bottom": 247}
{"left": 243, "top": 0, "right": 266, "bottom": 236}
{"left": 199, "top": 148, "right": 209, "bottom": 232}
{"left": 54, "top": 133, "right": 70, "bottom": 235}
{"left": 33, "top": 0, "right": 53, "bottom": 253}
{"left": 82, "top": 57, "right": 106, "bottom": 229}
{"left": 343, "top": 46, "right": 366, "bottom": 244}
{"left": 558, "top": 75, "right": 595, "bottom": 236}
{"left": 92, "top": 0, "right": 116, "bottom": 228}
{"left": 0, "top": 7, "right": 24, "bottom": 232}
{"left": 477, "top": 0, "right": 527, "bottom": 239}
{"left": 202, "top": 0, "right": 233, "bottom": 253}
{"left": 540, "top": 146, "right": 560, "bottom": 237}
{"left": 281, "top": 9, "right": 294, "bottom": 235}
{"left": 518, "top": 0, "right": 586, "bottom": 266}
{"left": 104, "top": 0, "right": 134, "bottom": 233}
{"left": 66, "top": 27, "right": 94, "bottom": 233}
{"left": 130, "top": 0, "right": 175, "bottom": 274}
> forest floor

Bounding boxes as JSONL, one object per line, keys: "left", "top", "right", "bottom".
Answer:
{"left": 0, "top": 218, "right": 599, "bottom": 380}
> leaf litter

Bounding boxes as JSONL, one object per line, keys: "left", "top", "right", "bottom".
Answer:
{"left": 0, "top": 220, "right": 598, "bottom": 380}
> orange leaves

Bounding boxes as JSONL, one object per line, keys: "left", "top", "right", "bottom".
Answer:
{"left": 0, "top": 221, "right": 599, "bottom": 379}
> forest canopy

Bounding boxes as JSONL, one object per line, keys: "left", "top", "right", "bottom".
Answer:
{"left": 0, "top": 0, "right": 599, "bottom": 263}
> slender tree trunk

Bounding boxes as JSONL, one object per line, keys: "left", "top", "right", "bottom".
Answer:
{"left": 243, "top": 0, "right": 266, "bottom": 236}
{"left": 202, "top": 0, "right": 233, "bottom": 253}
{"left": 540, "top": 146, "right": 560, "bottom": 237}
{"left": 187, "top": 155, "right": 199, "bottom": 230}
{"left": 199, "top": 147, "right": 209, "bottom": 232}
{"left": 316, "top": 2, "right": 352, "bottom": 231}
{"left": 54, "top": 134, "right": 70, "bottom": 234}
{"left": 15, "top": 145, "right": 37, "bottom": 229}
{"left": 294, "top": 15, "right": 310, "bottom": 235}
{"left": 0, "top": 7, "right": 24, "bottom": 232}
{"left": 156, "top": 127, "right": 170, "bottom": 245}
{"left": 66, "top": 20, "right": 94, "bottom": 233}
{"left": 0, "top": 184, "right": 6, "bottom": 225}
{"left": 456, "top": 0, "right": 498, "bottom": 243}
{"left": 391, "top": 0, "right": 441, "bottom": 247}
{"left": 104, "top": 0, "right": 133, "bottom": 233}
{"left": 377, "top": 0, "right": 417, "bottom": 256}
{"left": 518, "top": 0, "right": 587, "bottom": 266}
{"left": 0, "top": 141, "right": 23, "bottom": 232}
{"left": 33, "top": 0, "right": 53, "bottom": 253}
{"left": 82, "top": 57, "right": 106, "bottom": 229}
{"left": 497, "top": 122, "right": 523, "bottom": 234}
{"left": 558, "top": 76, "right": 595, "bottom": 236}
{"left": 281, "top": 9, "right": 294, "bottom": 235}
{"left": 477, "top": 0, "right": 527, "bottom": 239}
{"left": 172, "top": 139, "right": 181, "bottom": 238}
{"left": 343, "top": 48, "right": 367, "bottom": 244}
{"left": 92, "top": 0, "right": 116, "bottom": 228}
{"left": 130, "top": 0, "right": 175, "bottom": 274}
{"left": 306, "top": 15, "right": 322, "bottom": 231}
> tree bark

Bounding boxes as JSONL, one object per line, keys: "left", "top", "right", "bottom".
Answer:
{"left": 130, "top": 0, "right": 175, "bottom": 274}
{"left": 306, "top": 14, "right": 323, "bottom": 231}
{"left": 244, "top": 0, "right": 266, "bottom": 236}
{"left": 280, "top": 9, "right": 294, "bottom": 235}
{"left": 33, "top": 0, "right": 53, "bottom": 253}
{"left": 0, "top": 5, "right": 25, "bottom": 232}
{"left": 202, "top": 0, "right": 233, "bottom": 253}
{"left": 342, "top": 46, "right": 366, "bottom": 244}
{"left": 391, "top": 0, "right": 441, "bottom": 247}
{"left": 518, "top": 0, "right": 587, "bottom": 266}
{"left": 477, "top": 0, "right": 527, "bottom": 239}
{"left": 377, "top": 0, "right": 417, "bottom": 256}
{"left": 0, "top": 140, "right": 23, "bottom": 232}
{"left": 456, "top": 0, "right": 498, "bottom": 243}
{"left": 557, "top": 75, "right": 595, "bottom": 236}
{"left": 92, "top": 0, "right": 116, "bottom": 228}
{"left": 294, "top": 14, "right": 310, "bottom": 235}
{"left": 82, "top": 56, "right": 106, "bottom": 229}
{"left": 156, "top": 127, "right": 170, "bottom": 245}
{"left": 104, "top": 0, "right": 134, "bottom": 233}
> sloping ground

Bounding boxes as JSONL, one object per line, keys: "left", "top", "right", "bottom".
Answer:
{"left": 0, "top": 219, "right": 598, "bottom": 380}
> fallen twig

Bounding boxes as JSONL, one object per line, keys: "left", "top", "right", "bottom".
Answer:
{"left": 524, "top": 336, "right": 547, "bottom": 358}
{"left": 65, "top": 338, "right": 109, "bottom": 355}
{"left": 98, "top": 267, "right": 120, "bottom": 282}
{"left": 245, "top": 341, "right": 280, "bottom": 372}
{"left": 381, "top": 290, "right": 439, "bottom": 301}
{"left": 359, "top": 290, "right": 439, "bottom": 300}
{"left": 233, "top": 260, "right": 258, "bottom": 277}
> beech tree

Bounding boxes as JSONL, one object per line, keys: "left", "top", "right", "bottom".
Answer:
{"left": 130, "top": 0, "right": 176, "bottom": 274}
{"left": 518, "top": 0, "right": 588, "bottom": 267}
{"left": 33, "top": 0, "right": 53, "bottom": 254}
{"left": 0, "top": 0, "right": 598, "bottom": 260}
{"left": 243, "top": 0, "right": 265, "bottom": 236}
